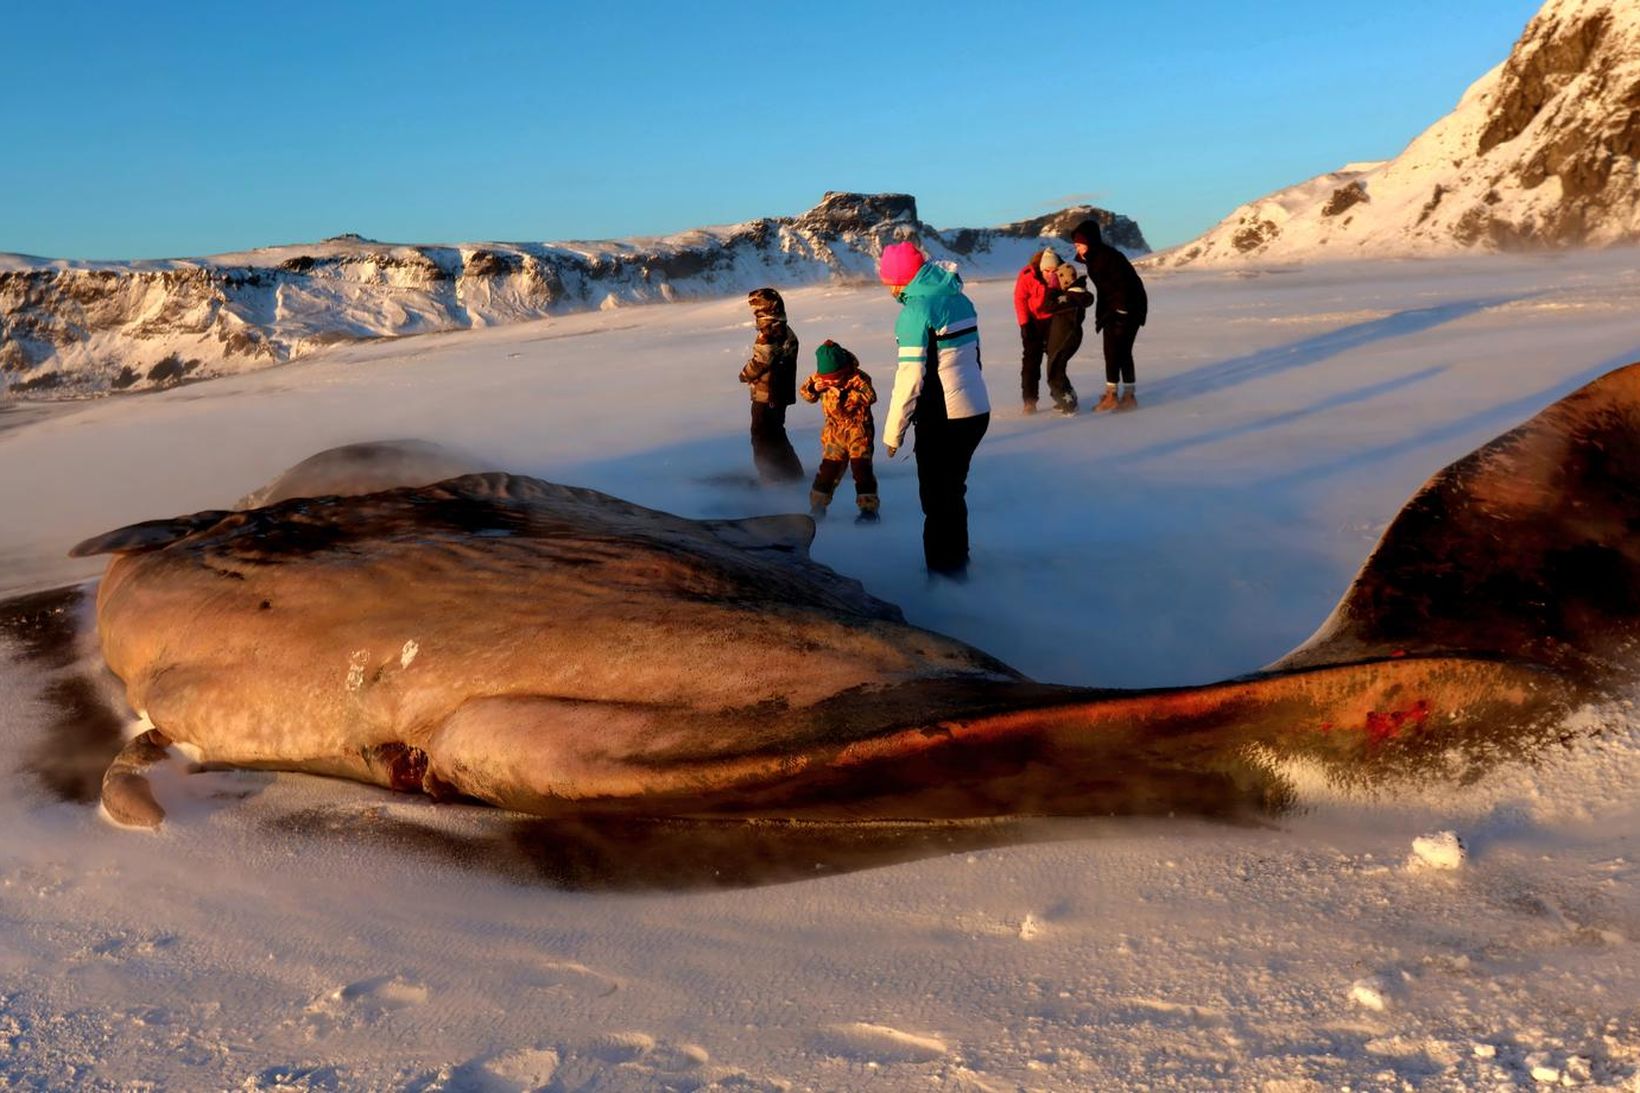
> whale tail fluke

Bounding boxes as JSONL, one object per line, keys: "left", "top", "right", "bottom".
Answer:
{"left": 1273, "top": 361, "right": 1640, "bottom": 686}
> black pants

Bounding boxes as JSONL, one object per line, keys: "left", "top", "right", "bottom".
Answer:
{"left": 1019, "top": 320, "right": 1050, "bottom": 403}
{"left": 750, "top": 402, "right": 804, "bottom": 484}
{"left": 914, "top": 412, "right": 989, "bottom": 575}
{"left": 1102, "top": 322, "right": 1139, "bottom": 386}
{"left": 813, "top": 457, "right": 878, "bottom": 504}
{"left": 1045, "top": 330, "right": 1081, "bottom": 405}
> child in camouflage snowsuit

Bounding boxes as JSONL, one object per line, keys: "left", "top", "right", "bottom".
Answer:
{"left": 798, "top": 340, "right": 880, "bottom": 523}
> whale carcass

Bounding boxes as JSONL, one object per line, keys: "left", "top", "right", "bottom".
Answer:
{"left": 71, "top": 363, "right": 1640, "bottom": 828}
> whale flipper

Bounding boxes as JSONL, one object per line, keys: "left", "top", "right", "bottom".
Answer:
{"left": 69, "top": 513, "right": 236, "bottom": 558}
{"left": 99, "top": 729, "right": 171, "bottom": 829}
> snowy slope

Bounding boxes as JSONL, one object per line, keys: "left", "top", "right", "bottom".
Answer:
{"left": 2, "top": 249, "right": 1640, "bottom": 1089}
{"left": 0, "top": 193, "right": 1146, "bottom": 399}
{"left": 1158, "top": 0, "right": 1640, "bottom": 267}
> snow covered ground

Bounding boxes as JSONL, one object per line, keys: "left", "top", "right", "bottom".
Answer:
{"left": 3, "top": 248, "right": 1640, "bottom": 1090}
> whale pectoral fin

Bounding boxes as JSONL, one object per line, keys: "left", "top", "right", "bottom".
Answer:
{"left": 100, "top": 729, "right": 173, "bottom": 828}
{"left": 697, "top": 515, "right": 816, "bottom": 556}
{"left": 69, "top": 512, "right": 235, "bottom": 558}
{"left": 1275, "top": 361, "right": 1640, "bottom": 683}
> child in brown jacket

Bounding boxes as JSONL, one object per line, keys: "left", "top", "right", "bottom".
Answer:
{"left": 738, "top": 287, "right": 805, "bottom": 483}
{"left": 798, "top": 340, "right": 879, "bottom": 523}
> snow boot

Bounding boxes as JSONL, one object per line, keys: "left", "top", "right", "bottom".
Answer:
{"left": 1022, "top": 400, "right": 1039, "bottom": 416}
{"left": 1093, "top": 387, "right": 1119, "bottom": 413}
{"left": 1053, "top": 392, "right": 1079, "bottom": 416}
{"left": 808, "top": 489, "right": 833, "bottom": 521}
{"left": 1116, "top": 390, "right": 1139, "bottom": 412}
{"left": 855, "top": 494, "right": 880, "bottom": 525}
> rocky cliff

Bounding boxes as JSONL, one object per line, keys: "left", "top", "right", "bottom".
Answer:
{"left": 1158, "top": 0, "right": 1639, "bottom": 267}
{"left": 0, "top": 192, "right": 1146, "bottom": 398}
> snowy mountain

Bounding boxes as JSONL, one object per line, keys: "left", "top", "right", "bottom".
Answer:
{"left": 0, "top": 192, "right": 1147, "bottom": 399}
{"left": 1157, "top": 0, "right": 1640, "bottom": 267}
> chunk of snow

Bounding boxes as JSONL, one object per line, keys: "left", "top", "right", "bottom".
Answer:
{"left": 1349, "top": 976, "right": 1389, "bottom": 1011}
{"left": 1526, "top": 1051, "right": 1561, "bottom": 1083}
{"left": 1409, "top": 831, "right": 1467, "bottom": 871}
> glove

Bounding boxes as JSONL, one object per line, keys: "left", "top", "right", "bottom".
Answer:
{"left": 1094, "top": 319, "right": 1104, "bottom": 333}
{"left": 885, "top": 444, "right": 898, "bottom": 458}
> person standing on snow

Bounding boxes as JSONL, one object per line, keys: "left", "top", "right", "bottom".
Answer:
{"left": 1040, "top": 262, "right": 1093, "bottom": 415}
{"left": 879, "top": 242, "right": 992, "bottom": 580}
{"left": 739, "top": 287, "right": 805, "bottom": 483}
{"left": 798, "top": 340, "right": 880, "bottom": 524}
{"left": 1071, "top": 219, "right": 1148, "bottom": 412}
{"left": 1013, "top": 248, "right": 1061, "bottom": 415}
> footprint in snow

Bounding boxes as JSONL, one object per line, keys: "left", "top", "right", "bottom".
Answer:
{"left": 584, "top": 1031, "right": 712, "bottom": 1072}
{"left": 475, "top": 1036, "right": 741, "bottom": 1093}
{"left": 814, "top": 1022, "right": 949, "bottom": 1064}
{"left": 1111, "top": 996, "right": 1231, "bottom": 1029}
{"left": 455, "top": 1046, "right": 561, "bottom": 1090}
{"left": 244, "top": 1063, "right": 346, "bottom": 1090}
{"left": 88, "top": 930, "right": 179, "bottom": 961}
{"left": 519, "top": 958, "right": 620, "bottom": 999}
{"left": 299, "top": 974, "right": 429, "bottom": 1035}
{"left": 587, "top": 1030, "right": 657, "bottom": 1063}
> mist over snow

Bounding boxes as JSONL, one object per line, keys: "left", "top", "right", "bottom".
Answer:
{"left": 2, "top": 245, "right": 1640, "bottom": 1088}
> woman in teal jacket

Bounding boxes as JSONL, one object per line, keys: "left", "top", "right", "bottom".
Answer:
{"left": 879, "top": 242, "right": 992, "bottom": 579}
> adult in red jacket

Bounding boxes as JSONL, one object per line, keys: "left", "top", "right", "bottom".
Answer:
{"left": 1012, "top": 248, "right": 1062, "bottom": 414}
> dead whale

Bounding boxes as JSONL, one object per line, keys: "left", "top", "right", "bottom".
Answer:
{"left": 70, "top": 362, "right": 1640, "bottom": 828}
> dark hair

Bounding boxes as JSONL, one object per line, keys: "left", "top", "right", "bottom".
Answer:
{"left": 1071, "top": 219, "right": 1102, "bottom": 247}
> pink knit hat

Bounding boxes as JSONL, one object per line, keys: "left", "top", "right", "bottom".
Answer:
{"left": 878, "top": 242, "right": 926, "bottom": 286}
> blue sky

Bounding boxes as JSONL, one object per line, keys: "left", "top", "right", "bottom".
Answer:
{"left": 2, "top": 0, "right": 1542, "bottom": 259}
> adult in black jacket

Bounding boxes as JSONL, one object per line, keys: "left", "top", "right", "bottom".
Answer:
{"left": 1072, "top": 219, "right": 1148, "bottom": 412}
